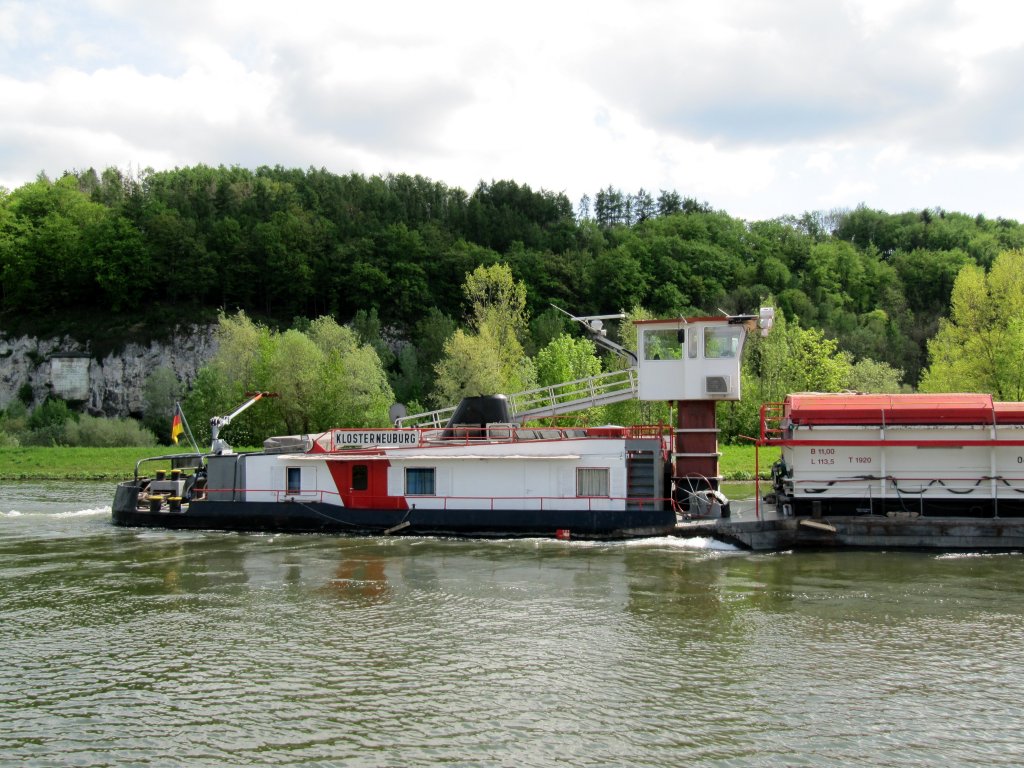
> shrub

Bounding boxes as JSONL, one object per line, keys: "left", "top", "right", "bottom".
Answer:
{"left": 62, "top": 415, "right": 158, "bottom": 447}
{"left": 23, "top": 423, "right": 68, "bottom": 446}
{"left": 28, "top": 397, "right": 76, "bottom": 431}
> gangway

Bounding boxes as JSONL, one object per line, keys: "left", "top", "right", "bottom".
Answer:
{"left": 395, "top": 367, "right": 639, "bottom": 428}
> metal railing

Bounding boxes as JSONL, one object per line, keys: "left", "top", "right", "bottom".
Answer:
{"left": 396, "top": 367, "right": 640, "bottom": 428}
{"left": 179, "top": 487, "right": 670, "bottom": 512}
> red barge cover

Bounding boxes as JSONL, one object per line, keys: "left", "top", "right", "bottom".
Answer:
{"left": 785, "top": 393, "right": 1024, "bottom": 426}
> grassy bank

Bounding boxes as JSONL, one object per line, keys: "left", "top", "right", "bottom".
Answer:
{"left": 0, "top": 447, "right": 168, "bottom": 480}
{"left": 0, "top": 444, "right": 781, "bottom": 482}
{"left": 719, "top": 444, "right": 779, "bottom": 480}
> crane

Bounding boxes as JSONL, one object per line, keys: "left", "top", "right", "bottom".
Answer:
{"left": 209, "top": 392, "right": 276, "bottom": 454}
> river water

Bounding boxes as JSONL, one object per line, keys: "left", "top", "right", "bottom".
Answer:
{"left": 2, "top": 480, "right": 1024, "bottom": 767}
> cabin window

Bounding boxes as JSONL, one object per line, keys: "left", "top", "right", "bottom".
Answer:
{"left": 286, "top": 466, "right": 301, "bottom": 494}
{"left": 688, "top": 328, "right": 699, "bottom": 358}
{"left": 643, "top": 329, "right": 682, "bottom": 361}
{"left": 352, "top": 464, "right": 368, "bottom": 491}
{"left": 703, "top": 327, "right": 742, "bottom": 358}
{"left": 577, "top": 467, "right": 610, "bottom": 497}
{"left": 405, "top": 467, "right": 436, "bottom": 496}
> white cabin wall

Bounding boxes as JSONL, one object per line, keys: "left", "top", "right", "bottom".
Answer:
{"left": 386, "top": 439, "right": 629, "bottom": 510}
{"left": 242, "top": 455, "right": 325, "bottom": 503}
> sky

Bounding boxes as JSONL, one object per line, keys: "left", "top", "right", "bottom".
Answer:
{"left": 2, "top": 0, "right": 1023, "bottom": 221}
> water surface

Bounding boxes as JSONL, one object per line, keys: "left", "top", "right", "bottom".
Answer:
{"left": 2, "top": 480, "right": 1024, "bottom": 766}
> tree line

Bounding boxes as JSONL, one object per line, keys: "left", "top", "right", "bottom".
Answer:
{"left": 3, "top": 164, "right": 1024, "bottom": 447}
{"left": 4, "top": 165, "right": 1023, "bottom": 384}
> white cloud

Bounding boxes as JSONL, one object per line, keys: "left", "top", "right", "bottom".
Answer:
{"left": 0, "top": 0, "right": 1023, "bottom": 222}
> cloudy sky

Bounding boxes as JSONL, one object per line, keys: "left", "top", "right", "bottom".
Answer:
{"left": 2, "top": 0, "right": 1023, "bottom": 221}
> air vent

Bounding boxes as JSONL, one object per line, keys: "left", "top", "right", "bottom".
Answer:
{"left": 704, "top": 375, "right": 731, "bottom": 395}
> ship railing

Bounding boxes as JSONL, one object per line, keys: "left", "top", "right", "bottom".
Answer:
{"left": 417, "top": 494, "right": 671, "bottom": 512}
{"left": 197, "top": 487, "right": 673, "bottom": 511}
{"left": 131, "top": 451, "right": 207, "bottom": 480}
{"left": 395, "top": 368, "right": 640, "bottom": 428}
{"left": 759, "top": 402, "right": 787, "bottom": 443}
{"left": 313, "top": 422, "right": 670, "bottom": 451}
{"left": 508, "top": 368, "right": 640, "bottom": 421}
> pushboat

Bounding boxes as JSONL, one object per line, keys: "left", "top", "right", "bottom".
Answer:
{"left": 112, "top": 310, "right": 762, "bottom": 539}
{"left": 112, "top": 394, "right": 681, "bottom": 539}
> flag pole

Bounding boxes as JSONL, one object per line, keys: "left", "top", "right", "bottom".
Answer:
{"left": 175, "top": 402, "right": 202, "bottom": 454}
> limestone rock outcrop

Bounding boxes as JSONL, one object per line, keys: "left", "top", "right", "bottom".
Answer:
{"left": 0, "top": 327, "right": 216, "bottom": 417}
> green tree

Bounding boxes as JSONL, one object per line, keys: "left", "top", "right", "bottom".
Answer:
{"left": 181, "top": 367, "right": 234, "bottom": 448}
{"left": 528, "top": 307, "right": 568, "bottom": 355}
{"left": 352, "top": 307, "right": 396, "bottom": 369}
{"left": 432, "top": 328, "right": 508, "bottom": 405}
{"left": 211, "top": 310, "right": 273, "bottom": 393}
{"left": 532, "top": 333, "right": 604, "bottom": 426}
{"left": 87, "top": 211, "right": 152, "bottom": 311}
{"left": 463, "top": 262, "right": 529, "bottom": 340}
{"left": 432, "top": 264, "right": 537, "bottom": 405}
{"left": 535, "top": 333, "right": 602, "bottom": 387}
{"left": 390, "top": 343, "right": 426, "bottom": 408}
{"left": 414, "top": 308, "right": 458, "bottom": 375}
{"left": 24, "top": 397, "right": 76, "bottom": 446}
{"left": 846, "top": 358, "right": 905, "bottom": 393}
{"left": 306, "top": 316, "right": 393, "bottom": 427}
{"left": 919, "top": 250, "right": 1024, "bottom": 400}
{"left": 184, "top": 313, "right": 394, "bottom": 444}
{"left": 265, "top": 329, "right": 322, "bottom": 433}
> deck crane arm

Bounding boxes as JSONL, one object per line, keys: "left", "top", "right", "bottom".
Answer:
{"left": 550, "top": 305, "right": 638, "bottom": 365}
{"left": 210, "top": 391, "right": 276, "bottom": 454}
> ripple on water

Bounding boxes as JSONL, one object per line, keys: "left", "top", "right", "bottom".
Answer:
{"left": 3, "top": 483, "right": 1024, "bottom": 765}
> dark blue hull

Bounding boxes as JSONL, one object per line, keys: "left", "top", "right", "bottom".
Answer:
{"left": 112, "top": 482, "right": 676, "bottom": 539}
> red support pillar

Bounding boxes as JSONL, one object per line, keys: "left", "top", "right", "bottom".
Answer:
{"left": 674, "top": 399, "right": 720, "bottom": 509}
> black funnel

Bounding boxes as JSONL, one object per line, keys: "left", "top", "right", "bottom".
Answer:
{"left": 442, "top": 395, "right": 513, "bottom": 439}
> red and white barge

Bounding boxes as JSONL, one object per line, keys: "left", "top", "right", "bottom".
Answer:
{"left": 722, "top": 393, "right": 1024, "bottom": 550}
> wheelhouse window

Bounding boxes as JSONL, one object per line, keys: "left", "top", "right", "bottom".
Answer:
{"left": 703, "top": 327, "right": 742, "bottom": 358}
{"left": 577, "top": 467, "right": 610, "bottom": 497}
{"left": 405, "top": 467, "right": 436, "bottom": 496}
{"left": 286, "top": 466, "right": 301, "bottom": 494}
{"left": 352, "top": 464, "right": 368, "bottom": 491}
{"left": 643, "top": 329, "right": 683, "bottom": 361}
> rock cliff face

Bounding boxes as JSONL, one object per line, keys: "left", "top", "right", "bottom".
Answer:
{"left": 0, "top": 327, "right": 217, "bottom": 417}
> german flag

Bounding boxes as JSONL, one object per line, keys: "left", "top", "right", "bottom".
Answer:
{"left": 171, "top": 407, "right": 184, "bottom": 445}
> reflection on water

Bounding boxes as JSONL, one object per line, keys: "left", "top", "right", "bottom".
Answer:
{"left": 2, "top": 481, "right": 1024, "bottom": 766}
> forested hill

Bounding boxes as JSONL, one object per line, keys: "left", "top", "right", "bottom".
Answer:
{"left": 2, "top": 164, "right": 1022, "bottom": 387}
